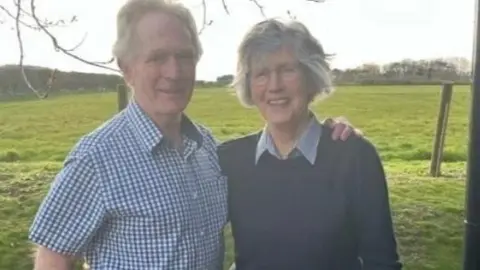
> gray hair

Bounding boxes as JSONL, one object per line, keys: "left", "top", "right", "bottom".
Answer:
{"left": 112, "top": 0, "right": 203, "bottom": 64}
{"left": 231, "top": 19, "right": 334, "bottom": 107}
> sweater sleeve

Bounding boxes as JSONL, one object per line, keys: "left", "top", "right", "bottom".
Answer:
{"left": 352, "top": 139, "right": 403, "bottom": 270}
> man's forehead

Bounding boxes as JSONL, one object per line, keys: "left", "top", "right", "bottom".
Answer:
{"left": 136, "top": 11, "right": 191, "bottom": 42}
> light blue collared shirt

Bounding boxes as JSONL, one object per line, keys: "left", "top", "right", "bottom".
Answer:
{"left": 255, "top": 112, "right": 323, "bottom": 165}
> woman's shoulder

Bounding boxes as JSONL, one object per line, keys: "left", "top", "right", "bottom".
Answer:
{"left": 217, "top": 131, "right": 261, "bottom": 173}
{"left": 217, "top": 131, "right": 261, "bottom": 154}
{"left": 320, "top": 125, "right": 380, "bottom": 160}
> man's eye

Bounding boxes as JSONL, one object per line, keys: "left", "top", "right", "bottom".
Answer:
{"left": 149, "top": 54, "right": 167, "bottom": 63}
{"left": 176, "top": 52, "right": 195, "bottom": 61}
{"left": 253, "top": 70, "right": 267, "bottom": 78}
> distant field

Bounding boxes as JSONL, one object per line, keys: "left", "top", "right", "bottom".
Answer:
{"left": 0, "top": 85, "right": 471, "bottom": 270}
{"left": 0, "top": 85, "right": 470, "bottom": 163}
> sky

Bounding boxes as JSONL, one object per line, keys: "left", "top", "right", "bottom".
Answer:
{"left": 0, "top": 0, "right": 475, "bottom": 81}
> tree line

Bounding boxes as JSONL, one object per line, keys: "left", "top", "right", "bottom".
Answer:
{"left": 0, "top": 56, "right": 472, "bottom": 100}
{"left": 332, "top": 57, "right": 471, "bottom": 85}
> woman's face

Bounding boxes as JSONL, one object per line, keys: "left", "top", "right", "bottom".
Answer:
{"left": 249, "top": 45, "right": 310, "bottom": 127}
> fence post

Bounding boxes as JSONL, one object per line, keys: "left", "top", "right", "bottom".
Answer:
{"left": 117, "top": 84, "right": 128, "bottom": 112}
{"left": 430, "top": 81, "right": 454, "bottom": 177}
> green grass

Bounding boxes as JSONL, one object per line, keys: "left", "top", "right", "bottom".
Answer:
{"left": 0, "top": 85, "right": 470, "bottom": 163}
{"left": 0, "top": 85, "right": 471, "bottom": 269}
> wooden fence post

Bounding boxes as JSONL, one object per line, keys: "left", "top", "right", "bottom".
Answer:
{"left": 117, "top": 84, "right": 128, "bottom": 112}
{"left": 430, "top": 81, "right": 454, "bottom": 177}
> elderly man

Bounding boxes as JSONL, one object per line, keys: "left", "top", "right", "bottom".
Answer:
{"left": 28, "top": 0, "right": 360, "bottom": 269}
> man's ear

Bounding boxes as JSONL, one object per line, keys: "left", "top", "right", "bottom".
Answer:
{"left": 118, "top": 59, "right": 133, "bottom": 85}
{"left": 118, "top": 59, "right": 127, "bottom": 74}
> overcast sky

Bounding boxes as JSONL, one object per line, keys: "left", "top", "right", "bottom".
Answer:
{"left": 0, "top": 0, "right": 475, "bottom": 80}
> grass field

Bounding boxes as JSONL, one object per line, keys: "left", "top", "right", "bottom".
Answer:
{"left": 0, "top": 85, "right": 471, "bottom": 269}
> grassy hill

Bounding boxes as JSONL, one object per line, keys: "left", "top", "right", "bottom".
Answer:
{"left": 0, "top": 85, "right": 471, "bottom": 269}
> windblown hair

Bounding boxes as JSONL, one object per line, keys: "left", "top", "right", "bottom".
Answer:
{"left": 231, "top": 18, "right": 335, "bottom": 107}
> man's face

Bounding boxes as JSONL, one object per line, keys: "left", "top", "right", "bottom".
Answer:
{"left": 122, "top": 11, "right": 197, "bottom": 117}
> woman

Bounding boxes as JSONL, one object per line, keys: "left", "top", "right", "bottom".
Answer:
{"left": 218, "top": 19, "right": 402, "bottom": 270}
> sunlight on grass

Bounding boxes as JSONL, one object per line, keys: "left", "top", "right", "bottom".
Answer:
{"left": 0, "top": 85, "right": 470, "bottom": 270}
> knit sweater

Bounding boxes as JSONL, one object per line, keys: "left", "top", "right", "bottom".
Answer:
{"left": 217, "top": 126, "right": 402, "bottom": 270}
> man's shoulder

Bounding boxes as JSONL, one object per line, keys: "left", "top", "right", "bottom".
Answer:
{"left": 215, "top": 132, "right": 260, "bottom": 173}
{"left": 67, "top": 112, "right": 130, "bottom": 158}
{"left": 189, "top": 122, "right": 217, "bottom": 152}
{"left": 193, "top": 122, "right": 215, "bottom": 141}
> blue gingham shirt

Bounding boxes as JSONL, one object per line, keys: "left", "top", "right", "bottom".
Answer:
{"left": 29, "top": 100, "right": 228, "bottom": 269}
{"left": 255, "top": 111, "right": 322, "bottom": 165}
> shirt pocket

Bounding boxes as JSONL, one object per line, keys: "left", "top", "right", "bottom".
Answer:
{"left": 106, "top": 168, "right": 191, "bottom": 231}
{"left": 110, "top": 215, "right": 189, "bottom": 261}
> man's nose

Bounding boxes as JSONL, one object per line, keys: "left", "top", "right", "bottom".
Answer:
{"left": 162, "top": 56, "right": 181, "bottom": 80}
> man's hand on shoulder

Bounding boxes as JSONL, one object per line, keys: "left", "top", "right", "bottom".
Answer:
{"left": 324, "top": 116, "right": 364, "bottom": 141}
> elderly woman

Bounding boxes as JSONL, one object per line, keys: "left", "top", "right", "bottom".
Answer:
{"left": 218, "top": 19, "right": 402, "bottom": 270}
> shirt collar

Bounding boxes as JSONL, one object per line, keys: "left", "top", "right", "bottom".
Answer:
{"left": 255, "top": 112, "right": 323, "bottom": 165}
{"left": 125, "top": 99, "right": 203, "bottom": 152}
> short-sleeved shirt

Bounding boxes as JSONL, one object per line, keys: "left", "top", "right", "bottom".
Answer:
{"left": 29, "top": 100, "right": 228, "bottom": 270}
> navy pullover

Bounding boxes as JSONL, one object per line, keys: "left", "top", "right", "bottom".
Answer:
{"left": 217, "top": 126, "right": 402, "bottom": 270}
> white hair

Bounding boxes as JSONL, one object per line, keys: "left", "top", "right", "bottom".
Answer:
{"left": 112, "top": 0, "right": 203, "bottom": 64}
{"left": 231, "top": 18, "right": 335, "bottom": 107}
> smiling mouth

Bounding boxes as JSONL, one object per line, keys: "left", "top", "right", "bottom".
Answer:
{"left": 157, "top": 89, "right": 180, "bottom": 95}
{"left": 267, "top": 98, "right": 289, "bottom": 105}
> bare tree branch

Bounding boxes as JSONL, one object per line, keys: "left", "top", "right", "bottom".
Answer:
{"left": 208, "top": 0, "right": 326, "bottom": 31}
{"left": 3, "top": 0, "right": 119, "bottom": 99}
{"left": 2, "top": 0, "right": 325, "bottom": 99}
{"left": 15, "top": 0, "right": 54, "bottom": 99}
{"left": 286, "top": 10, "right": 297, "bottom": 20}
{"left": 1, "top": 4, "right": 40, "bottom": 30}
{"left": 221, "top": 0, "right": 230, "bottom": 15}
{"left": 63, "top": 32, "right": 88, "bottom": 52}
{"left": 198, "top": 0, "right": 213, "bottom": 35}
{"left": 250, "top": 0, "right": 266, "bottom": 18}
{"left": 29, "top": 0, "right": 116, "bottom": 69}
{"left": 14, "top": 0, "right": 76, "bottom": 28}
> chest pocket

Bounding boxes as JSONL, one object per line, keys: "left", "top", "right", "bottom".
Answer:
{"left": 103, "top": 151, "right": 194, "bottom": 237}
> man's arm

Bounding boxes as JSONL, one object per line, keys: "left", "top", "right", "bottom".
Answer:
{"left": 29, "top": 152, "right": 107, "bottom": 270}
{"left": 353, "top": 140, "right": 402, "bottom": 270}
{"left": 33, "top": 246, "right": 75, "bottom": 270}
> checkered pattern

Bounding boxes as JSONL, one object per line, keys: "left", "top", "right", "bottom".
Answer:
{"left": 29, "top": 100, "right": 228, "bottom": 270}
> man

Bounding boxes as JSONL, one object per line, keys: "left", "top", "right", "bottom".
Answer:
{"left": 28, "top": 0, "right": 359, "bottom": 269}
